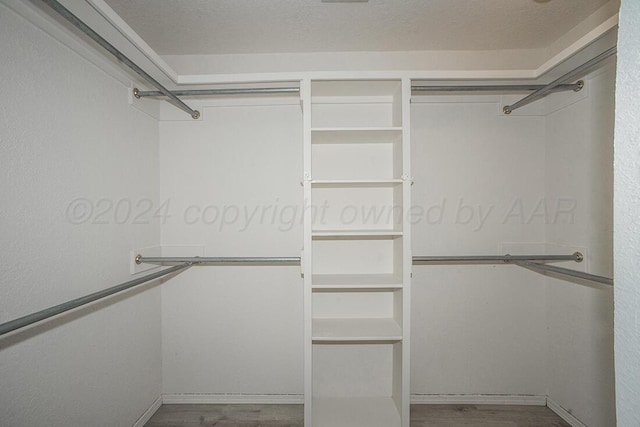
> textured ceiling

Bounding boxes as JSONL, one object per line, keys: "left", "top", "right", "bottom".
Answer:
{"left": 103, "top": 0, "right": 611, "bottom": 55}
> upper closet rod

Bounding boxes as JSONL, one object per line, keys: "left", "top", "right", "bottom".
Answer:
{"left": 134, "top": 87, "right": 300, "bottom": 98}
{"left": 503, "top": 46, "right": 617, "bottom": 114}
{"left": 0, "top": 262, "right": 192, "bottom": 337}
{"left": 135, "top": 83, "right": 582, "bottom": 99}
{"left": 40, "top": 0, "right": 200, "bottom": 119}
{"left": 412, "top": 83, "right": 583, "bottom": 93}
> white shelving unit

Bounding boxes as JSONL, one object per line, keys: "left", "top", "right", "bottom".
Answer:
{"left": 303, "top": 79, "right": 412, "bottom": 427}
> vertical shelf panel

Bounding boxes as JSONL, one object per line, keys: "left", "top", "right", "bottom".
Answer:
{"left": 305, "top": 79, "right": 409, "bottom": 427}
{"left": 302, "top": 78, "right": 314, "bottom": 426}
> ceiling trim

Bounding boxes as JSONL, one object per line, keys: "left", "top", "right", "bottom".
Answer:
{"left": 176, "top": 70, "right": 539, "bottom": 85}
{"left": 85, "top": 0, "right": 179, "bottom": 83}
{"left": 8, "top": 0, "right": 619, "bottom": 87}
{"left": 88, "top": 0, "right": 617, "bottom": 85}
{"left": 535, "top": 13, "right": 618, "bottom": 77}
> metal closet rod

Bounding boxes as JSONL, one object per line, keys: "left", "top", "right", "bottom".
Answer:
{"left": 136, "top": 255, "right": 301, "bottom": 264}
{"left": 134, "top": 83, "right": 583, "bottom": 100}
{"left": 137, "top": 252, "right": 616, "bottom": 287}
{"left": 0, "top": 263, "right": 191, "bottom": 337}
{"left": 143, "top": 81, "right": 581, "bottom": 101}
{"left": 412, "top": 83, "right": 583, "bottom": 93}
{"left": 136, "top": 252, "right": 581, "bottom": 265}
{"left": 40, "top": 0, "right": 200, "bottom": 119}
{"left": 412, "top": 253, "right": 582, "bottom": 263}
{"left": 503, "top": 46, "right": 617, "bottom": 114}
{"left": 515, "top": 260, "right": 613, "bottom": 287}
{"left": 134, "top": 87, "right": 301, "bottom": 98}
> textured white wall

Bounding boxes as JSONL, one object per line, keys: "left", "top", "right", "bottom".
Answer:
{"left": 159, "top": 102, "right": 304, "bottom": 398}
{"left": 0, "top": 4, "right": 162, "bottom": 426}
{"left": 614, "top": 1, "right": 640, "bottom": 425}
{"left": 410, "top": 99, "right": 548, "bottom": 396}
{"left": 158, "top": 97, "right": 551, "bottom": 399}
{"left": 544, "top": 64, "right": 616, "bottom": 426}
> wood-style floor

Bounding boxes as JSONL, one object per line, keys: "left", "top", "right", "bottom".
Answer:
{"left": 144, "top": 404, "right": 571, "bottom": 426}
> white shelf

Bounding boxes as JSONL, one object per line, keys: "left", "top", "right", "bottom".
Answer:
{"left": 311, "top": 179, "right": 403, "bottom": 187}
{"left": 313, "top": 318, "right": 402, "bottom": 343}
{"left": 311, "top": 80, "right": 402, "bottom": 97}
{"left": 312, "top": 230, "right": 403, "bottom": 239}
{"left": 311, "top": 127, "right": 402, "bottom": 144}
{"left": 312, "top": 274, "right": 402, "bottom": 290}
{"left": 313, "top": 397, "right": 401, "bottom": 427}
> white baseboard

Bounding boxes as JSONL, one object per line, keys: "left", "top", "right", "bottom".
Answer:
{"left": 410, "top": 394, "right": 547, "bottom": 406}
{"left": 162, "top": 393, "right": 304, "bottom": 404}
{"left": 547, "top": 398, "right": 587, "bottom": 427}
{"left": 133, "top": 396, "right": 162, "bottom": 427}
{"left": 161, "top": 393, "right": 546, "bottom": 406}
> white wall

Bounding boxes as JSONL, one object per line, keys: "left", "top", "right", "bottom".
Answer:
{"left": 0, "top": 4, "right": 162, "bottom": 426}
{"left": 159, "top": 99, "right": 304, "bottom": 399}
{"left": 409, "top": 72, "right": 617, "bottom": 420}
{"left": 614, "top": 1, "right": 640, "bottom": 425}
{"left": 410, "top": 98, "right": 548, "bottom": 397}
{"left": 156, "top": 85, "right": 617, "bottom": 414}
{"left": 544, "top": 64, "right": 616, "bottom": 426}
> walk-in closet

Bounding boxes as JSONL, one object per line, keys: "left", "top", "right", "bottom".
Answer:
{"left": 1, "top": 1, "right": 639, "bottom": 426}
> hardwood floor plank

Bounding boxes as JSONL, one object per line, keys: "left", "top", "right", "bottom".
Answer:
{"left": 144, "top": 403, "right": 570, "bottom": 427}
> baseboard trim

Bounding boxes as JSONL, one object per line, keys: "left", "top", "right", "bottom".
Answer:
{"left": 410, "top": 394, "right": 547, "bottom": 406}
{"left": 162, "top": 393, "right": 304, "bottom": 404}
{"left": 546, "top": 398, "right": 587, "bottom": 427}
{"left": 161, "top": 393, "right": 547, "bottom": 406}
{"left": 133, "top": 396, "right": 162, "bottom": 427}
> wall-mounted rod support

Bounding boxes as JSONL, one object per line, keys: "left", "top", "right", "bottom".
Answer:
{"left": 40, "top": 0, "right": 200, "bottom": 119}
{"left": 0, "top": 263, "right": 191, "bottom": 337}
{"left": 412, "top": 83, "right": 582, "bottom": 93}
{"left": 134, "top": 87, "right": 300, "bottom": 98}
{"left": 136, "top": 255, "right": 301, "bottom": 265}
{"left": 514, "top": 260, "right": 613, "bottom": 287}
{"left": 503, "top": 46, "right": 617, "bottom": 114}
{"left": 412, "top": 253, "right": 582, "bottom": 263}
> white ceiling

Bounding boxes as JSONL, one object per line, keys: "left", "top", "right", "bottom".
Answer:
{"left": 103, "top": 0, "right": 611, "bottom": 56}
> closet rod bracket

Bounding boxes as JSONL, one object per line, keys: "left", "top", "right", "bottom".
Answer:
{"left": 501, "top": 252, "right": 582, "bottom": 263}
{"left": 574, "top": 80, "right": 585, "bottom": 92}
{"left": 132, "top": 87, "right": 200, "bottom": 119}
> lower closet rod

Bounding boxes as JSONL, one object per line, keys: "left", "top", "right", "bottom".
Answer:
{"left": 0, "top": 262, "right": 192, "bottom": 337}
{"left": 136, "top": 253, "right": 581, "bottom": 265}
{"left": 412, "top": 253, "right": 581, "bottom": 263}
{"left": 515, "top": 260, "right": 613, "bottom": 287}
{"left": 136, "top": 256, "right": 301, "bottom": 264}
